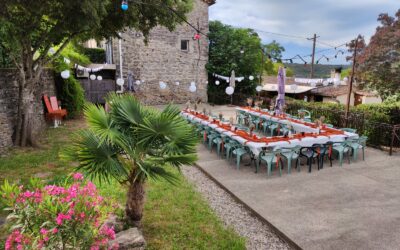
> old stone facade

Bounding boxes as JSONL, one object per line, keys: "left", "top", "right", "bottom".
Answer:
{"left": 111, "top": 0, "right": 214, "bottom": 105}
{"left": 0, "top": 69, "right": 56, "bottom": 153}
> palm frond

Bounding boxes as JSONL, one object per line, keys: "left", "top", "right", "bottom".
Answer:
{"left": 61, "top": 130, "right": 129, "bottom": 183}
{"left": 84, "top": 103, "right": 126, "bottom": 146}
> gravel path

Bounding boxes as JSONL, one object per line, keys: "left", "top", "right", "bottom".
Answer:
{"left": 182, "top": 166, "right": 291, "bottom": 250}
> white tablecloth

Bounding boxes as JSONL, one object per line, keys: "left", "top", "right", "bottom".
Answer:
{"left": 182, "top": 111, "right": 358, "bottom": 157}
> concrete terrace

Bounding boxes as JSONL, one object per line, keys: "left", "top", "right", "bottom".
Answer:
{"left": 195, "top": 123, "right": 400, "bottom": 249}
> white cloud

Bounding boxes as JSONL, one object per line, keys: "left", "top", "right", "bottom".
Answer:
{"left": 210, "top": 0, "right": 399, "bottom": 47}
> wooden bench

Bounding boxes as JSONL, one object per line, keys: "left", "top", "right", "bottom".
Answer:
{"left": 43, "top": 95, "right": 67, "bottom": 128}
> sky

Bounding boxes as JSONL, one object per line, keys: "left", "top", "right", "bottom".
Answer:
{"left": 209, "top": 0, "right": 399, "bottom": 65}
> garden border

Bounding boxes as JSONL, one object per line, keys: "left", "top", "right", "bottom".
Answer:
{"left": 193, "top": 163, "right": 302, "bottom": 250}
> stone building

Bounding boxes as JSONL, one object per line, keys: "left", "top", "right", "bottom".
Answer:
{"left": 108, "top": 0, "right": 215, "bottom": 105}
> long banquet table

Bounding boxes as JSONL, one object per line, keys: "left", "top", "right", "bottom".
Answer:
{"left": 182, "top": 109, "right": 359, "bottom": 157}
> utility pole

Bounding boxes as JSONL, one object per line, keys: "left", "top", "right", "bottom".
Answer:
{"left": 345, "top": 36, "right": 359, "bottom": 126}
{"left": 308, "top": 34, "right": 319, "bottom": 78}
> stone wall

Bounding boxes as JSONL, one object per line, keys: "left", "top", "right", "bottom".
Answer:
{"left": 0, "top": 69, "right": 56, "bottom": 153}
{"left": 112, "top": 0, "right": 210, "bottom": 105}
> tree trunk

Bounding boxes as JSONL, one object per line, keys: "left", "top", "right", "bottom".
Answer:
{"left": 125, "top": 180, "right": 146, "bottom": 227}
{"left": 14, "top": 77, "right": 36, "bottom": 147}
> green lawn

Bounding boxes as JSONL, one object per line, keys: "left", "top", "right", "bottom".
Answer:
{"left": 0, "top": 119, "right": 245, "bottom": 249}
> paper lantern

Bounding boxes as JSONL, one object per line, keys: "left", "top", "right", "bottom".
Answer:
{"left": 249, "top": 75, "right": 254, "bottom": 81}
{"left": 256, "top": 86, "right": 262, "bottom": 92}
{"left": 189, "top": 85, "right": 197, "bottom": 93}
{"left": 226, "top": 79, "right": 229, "bottom": 83}
{"left": 190, "top": 81, "right": 196, "bottom": 86}
{"left": 90, "top": 74, "right": 96, "bottom": 81}
{"left": 60, "top": 70, "right": 70, "bottom": 79}
{"left": 48, "top": 48, "right": 56, "bottom": 55}
{"left": 159, "top": 81, "right": 167, "bottom": 89}
{"left": 225, "top": 86, "right": 234, "bottom": 95}
{"left": 97, "top": 75, "right": 103, "bottom": 81}
{"left": 116, "top": 78, "right": 124, "bottom": 86}
{"left": 175, "top": 81, "right": 180, "bottom": 86}
{"left": 135, "top": 80, "right": 141, "bottom": 85}
{"left": 121, "top": 0, "right": 128, "bottom": 11}
{"left": 290, "top": 84, "right": 298, "bottom": 90}
{"left": 215, "top": 80, "right": 220, "bottom": 85}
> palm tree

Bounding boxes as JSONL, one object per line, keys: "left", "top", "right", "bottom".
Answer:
{"left": 62, "top": 94, "right": 198, "bottom": 226}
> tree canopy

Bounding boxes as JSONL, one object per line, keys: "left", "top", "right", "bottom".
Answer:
{"left": 354, "top": 9, "right": 400, "bottom": 99}
{"left": 263, "top": 40, "right": 285, "bottom": 60}
{"left": 206, "top": 21, "right": 264, "bottom": 96}
{"left": 0, "top": 0, "right": 192, "bottom": 146}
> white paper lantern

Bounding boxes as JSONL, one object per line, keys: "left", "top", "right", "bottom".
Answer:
{"left": 249, "top": 75, "right": 255, "bottom": 81}
{"left": 290, "top": 84, "right": 298, "bottom": 90}
{"left": 226, "top": 79, "right": 229, "bottom": 83}
{"left": 90, "top": 74, "right": 96, "bottom": 80}
{"left": 256, "top": 86, "right": 262, "bottom": 92}
{"left": 97, "top": 75, "right": 103, "bottom": 81}
{"left": 48, "top": 48, "right": 56, "bottom": 55}
{"left": 116, "top": 78, "right": 124, "bottom": 86}
{"left": 135, "top": 80, "right": 141, "bottom": 85}
{"left": 159, "top": 81, "right": 167, "bottom": 89}
{"left": 190, "top": 81, "right": 196, "bottom": 86}
{"left": 60, "top": 70, "right": 70, "bottom": 79}
{"left": 189, "top": 85, "right": 197, "bottom": 92}
{"left": 322, "top": 80, "right": 329, "bottom": 86}
{"left": 225, "top": 86, "right": 234, "bottom": 95}
{"left": 215, "top": 80, "right": 220, "bottom": 85}
{"left": 175, "top": 81, "right": 180, "bottom": 86}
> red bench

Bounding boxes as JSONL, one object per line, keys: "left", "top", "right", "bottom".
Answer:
{"left": 43, "top": 95, "right": 67, "bottom": 127}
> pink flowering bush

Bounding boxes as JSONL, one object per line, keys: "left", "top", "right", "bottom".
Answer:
{"left": 1, "top": 173, "right": 118, "bottom": 250}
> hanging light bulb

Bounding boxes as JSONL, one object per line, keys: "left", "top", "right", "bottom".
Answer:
{"left": 215, "top": 80, "right": 220, "bottom": 85}
{"left": 90, "top": 74, "right": 96, "bottom": 81}
{"left": 249, "top": 75, "right": 254, "bottom": 81}
{"left": 256, "top": 86, "right": 262, "bottom": 92}
{"left": 121, "top": 0, "right": 128, "bottom": 11}
{"left": 97, "top": 75, "right": 103, "bottom": 81}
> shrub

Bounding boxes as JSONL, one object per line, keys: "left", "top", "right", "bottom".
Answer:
{"left": 54, "top": 58, "right": 85, "bottom": 118}
{"left": 0, "top": 174, "right": 118, "bottom": 250}
{"left": 81, "top": 48, "right": 106, "bottom": 64}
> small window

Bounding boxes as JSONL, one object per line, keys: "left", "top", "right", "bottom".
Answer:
{"left": 181, "top": 40, "right": 189, "bottom": 51}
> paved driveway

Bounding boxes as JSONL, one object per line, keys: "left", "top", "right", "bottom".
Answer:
{"left": 196, "top": 145, "right": 400, "bottom": 250}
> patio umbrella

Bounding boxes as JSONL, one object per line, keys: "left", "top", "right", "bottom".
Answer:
{"left": 275, "top": 66, "right": 286, "bottom": 114}
{"left": 230, "top": 70, "right": 236, "bottom": 88}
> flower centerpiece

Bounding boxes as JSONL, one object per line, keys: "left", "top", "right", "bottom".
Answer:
{"left": 218, "top": 112, "right": 223, "bottom": 121}
{"left": 249, "top": 123, "right": 256, "bottom": 136}
{"left": 246, "top": 98, "right": 253, "bottom": 108}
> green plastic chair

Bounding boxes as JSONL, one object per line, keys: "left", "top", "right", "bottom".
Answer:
{"left": 257, "top": 147, "right": 282, "bottom": 176}
{"left": 280, "top": 146, "right": 301, "bottom": 174}
{"left": 224, "top": 140, "right": 239, "bottom": 160}
{"left": 207, "top": 131, "right": 219, "bottom": 150}
{"left": 211, "top": 134, "right": 223, "bottom": 154}
{"left": 332, "top": 141, "right": 352, "bottom": 167}
{"left": 231, "top": 144, "right": 250, "bottom": 170}
{"left": 349, "top": 136, "right": 368, "bottom": 161}
{"left": 249, "top": 114, "right": 261, "bottom": 131}
{"left": 340, "top": 128, "right": 357, "bottom": 134}
{"left": 269, "top": 121, "right": 279, "bottom": 137}
{"left": 298, "top": 109, "right": 311, "bottom": 120}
